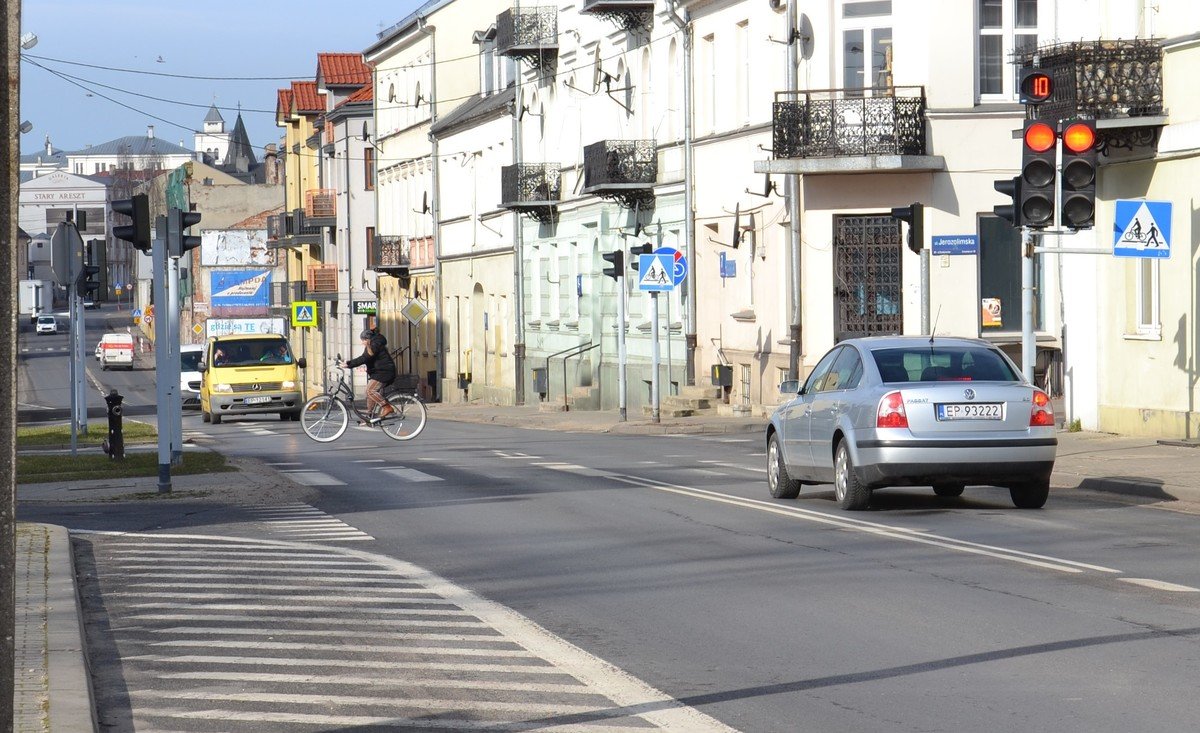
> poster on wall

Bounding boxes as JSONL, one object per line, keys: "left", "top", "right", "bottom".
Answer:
{"left": 210, "top": 269, "right": 272, "bottom": 317}
{"left": 201, "top": 229, "right": 273, "bottom": 266}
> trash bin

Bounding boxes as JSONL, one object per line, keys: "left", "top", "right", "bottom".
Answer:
{"left": 711, "top": 364, "right": 733, "bottom": 387}
{"left": 532, "top": 367, "right": 548, "bottom": 396}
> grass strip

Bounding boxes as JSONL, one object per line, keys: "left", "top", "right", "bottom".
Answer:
{"left": 17, "top": 451, "right": 233, "bottom": 484}
{"left": 17, "top": 421, "right": 157, "bottom": 448}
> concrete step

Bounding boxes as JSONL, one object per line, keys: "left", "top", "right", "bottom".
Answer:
{"left": 642, "top": 405, "right": 694, "bottom": 418}
{"left": 717, "top": 403, "right": 755, "bottom": 417}
{"left": 663, "top": 395, "right": 714, "bottom": 410}
{"left": 678, "top": 385, "right": 721, "bottom": 400}
{"left": 538, "top": 401, "right": 569, "bottom": 413}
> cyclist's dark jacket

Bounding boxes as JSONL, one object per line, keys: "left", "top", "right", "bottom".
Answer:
{"left": 346, "top": 333, "right": 396, "bottom": 384}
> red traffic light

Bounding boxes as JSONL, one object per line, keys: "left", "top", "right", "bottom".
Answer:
{"left": 1023, "top": 121, "right": 1056, "bottom": 153}
{"left": 1062, "top": 122, "right": 1096, "bottom": 154}
{"left": 1019, "top": 68, "right": 1053, "bottom": 104}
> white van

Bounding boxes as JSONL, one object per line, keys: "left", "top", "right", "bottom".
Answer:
{"left": 98, "top": 332, "right": 135, "bottom": 370}
{"left": 180, "top": 344, "right": 204, "bottom": 408}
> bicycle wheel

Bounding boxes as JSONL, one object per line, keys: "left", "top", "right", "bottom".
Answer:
{"left": 301, "top": 394, "right": 349, "bottom": 442}
{"left": 380, "top": 392, "right": 427, "bottom": 441}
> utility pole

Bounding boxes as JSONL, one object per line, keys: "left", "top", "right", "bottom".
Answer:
{"left": 2, "top": 0, "right": 21, "bottom": 724}
{"left": 785, "top": 0, "right": 803, "bottom": 380}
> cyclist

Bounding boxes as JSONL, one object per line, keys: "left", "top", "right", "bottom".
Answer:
{"left": 345, "top": 329, "right": 397, "bottom": 421}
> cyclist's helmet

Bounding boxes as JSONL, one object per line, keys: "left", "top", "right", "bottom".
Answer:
{"left": 359, "top": 329, "right": 375, "bottom": 340}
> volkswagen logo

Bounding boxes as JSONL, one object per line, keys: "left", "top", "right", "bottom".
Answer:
{"left": 251, "top": 383, "right": 262, "bottom": 391}
{"left": 963, "top": 388, "right": 976, "bottom": 400}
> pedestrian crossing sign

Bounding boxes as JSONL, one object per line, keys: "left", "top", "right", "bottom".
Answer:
{"left": 1114, "top": 199, "right": 1172, "bottom": 259}
{"left": 638, "top": 253, "right": 675, "bottom": 292}
{"left": 292, "top": 300, "right": 318, "bottom": 328}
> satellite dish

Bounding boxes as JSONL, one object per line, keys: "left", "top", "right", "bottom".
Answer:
{"left": 591, "top": 46, "right": 605, "bottom": 93}
{"left": 799, "top": 15, "right": 815, "bottom": 61}
{"left": 732, "top": 204, "right": 742, "bottom": 249}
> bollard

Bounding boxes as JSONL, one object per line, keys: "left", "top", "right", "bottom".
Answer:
{"left": 102, "top": 389, "right": 125, "bottom": 460}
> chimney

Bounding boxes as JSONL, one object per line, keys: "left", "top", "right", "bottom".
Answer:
{"left": 147, "top": 125, "right": 155, "bottom": 139}
{"left": 45, "top": 134, "right": 52, "bottom": 156}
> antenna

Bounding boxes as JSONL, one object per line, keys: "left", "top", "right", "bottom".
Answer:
{"left": 930, "top": 305, "right": 942, "bottom": 343}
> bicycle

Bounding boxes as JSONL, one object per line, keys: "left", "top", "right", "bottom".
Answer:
{"left": 300, "top": 359, "right": 428, "bottom": 443}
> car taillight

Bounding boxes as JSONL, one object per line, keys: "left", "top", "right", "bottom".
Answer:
{"left": 1029, "top": 389, "right": 1054, "bottom": 427}
{"left": 877, "top": 391, "right": 909, "bottom": 428}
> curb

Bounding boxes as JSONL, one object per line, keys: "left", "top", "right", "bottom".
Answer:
{"left": 44, "top": 523, "right": 99, "bottom": 733}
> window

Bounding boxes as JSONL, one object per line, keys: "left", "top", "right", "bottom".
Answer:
{"left": 978, "top": 0, "right": 1037, "bottom": 98}
{"left": 364, "top": 148, "right": 375, "bottom": 191}
{"left": 736, "top": 20, "right": 750, "bottom": 125}
{"left": 841, "top": 1, "right": 892, "bottom": 90}
{"left": 803, "top": 348, "right": 843, "bottom": 394}
{"left": 978, "top": 215, "right": 1042, "bottom": 333}
{"left": 823, "top": 347, "right": 864, "bottom": 391}
{"left": 1134, "top": 259, "right": 1160, "bottom": 338}
{"left": 366, "top": 226, "right": 375, "bottom": 268}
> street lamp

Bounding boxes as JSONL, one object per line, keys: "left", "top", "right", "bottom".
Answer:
{"left": 20, "top": 32, "right": 37, "bottom": 50}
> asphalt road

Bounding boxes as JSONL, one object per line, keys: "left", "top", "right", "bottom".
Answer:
{"left": 22, "top": 409, "right": 1200, "bottom": 732}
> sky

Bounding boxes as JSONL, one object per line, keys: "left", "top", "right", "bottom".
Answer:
{"left": 19, "top": 0, "right": 426, "bottom": 157}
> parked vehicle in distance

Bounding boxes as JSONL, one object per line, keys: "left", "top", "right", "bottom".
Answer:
{"left": 199, "top": 334, "right": 306, "bottom": 424}
{"left": 97, "top": 332, "right": 135, "bottom": 370}
{"left": 83, "top": 299, "right": 98, "bottom": 310}
{"left": 180, "top": 344, "right": 204, "bottom": 409}
{"left": 20, "top": 280, "right": 54, "bottom": 323}
{"left": 766, "top": 336, "right": 1057, "bottom": 511}
{"left": 35, "top": 315, "right": 58, "bottom": 335}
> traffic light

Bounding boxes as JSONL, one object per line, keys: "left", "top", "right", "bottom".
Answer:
{"left": 993, "top": 176, "right": 1022, "bottom": 227}
{"left": 1060, "top": 119, "right": 1097, "bottom": 230}
{"left": 167, "top": 206, "right": 203, "bottom": 258}
{"left": 1018, "top": 67, "right": 1053, "bottom": 105}
{"left": 889, "top": 202, "right": 924, "bottom": 255}
{"left": 75, "top": 263, "right": 101, "bottom": 299}
{"left": 1020, "top": 120, "right": 1057, "bottom": 228}
{"left": 628, "top": 243, "right": 653, "bottom": 271}
{"left": 111, "top": 193, "right": 151, "bottom": 253}
{"left": 601, "top": 250, "right": 624, "bottom": 281}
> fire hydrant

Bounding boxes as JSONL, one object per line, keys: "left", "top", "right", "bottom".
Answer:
{"left": 102, "top": 389, "right": 125, "bottom": 460}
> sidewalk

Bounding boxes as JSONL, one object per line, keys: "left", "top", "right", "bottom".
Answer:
{"left": 15, "top": 405, "right": 1200, "bottom": 731}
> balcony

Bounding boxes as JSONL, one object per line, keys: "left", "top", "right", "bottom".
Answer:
{"left": 270, "top": 280, "right": 306, "bottom": 310}
{"left": 581, "top": 140, "right": 656, "bottom": 209}
{"left": 371, "top": 234, "right": 410, "bottom": 279}
{"left": 496, "top": 7, "right": 558, "bottom": 69}
{"left": 579, "top": 0, "right": 653, "bottom": 32}
{"left": 1017, "top": 39, "right": 1164, "bottom": 152}
{"left": 290, "top": 209, "right": 323, "bottom": 246}
{"left": 305, "top": 264, "right": 339, "bottom": 300}
{"left": 304, "top": 188, "right": 336, "bottom": 228}
{"left": 500, "top": 163, "right": 561, "bottom": 223}
{"left": 758, "top": 86, "right": 944, "bottom": 176}
{"left": 266, "top": 212, "right": 291, "bottom": 246}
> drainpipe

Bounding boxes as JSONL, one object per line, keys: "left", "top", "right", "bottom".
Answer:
{"left": 785, "top": 0, "right": 802, "bottom": 380}
{"left": 667, "top": 2, "right": 696, "bottom": 386}
{"left": 419, "top": 16, "right": 445, "bottom": 396}
{"left": 512, "top": 84, "right": 526, "bottom": 405}
{"left": 344, "top": 124, "right": 355, "bottom": 395}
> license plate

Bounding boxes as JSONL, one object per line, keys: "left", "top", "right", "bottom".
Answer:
{"left": 936, "top": 402, "right": 1003, "bottom": 420}
{"left": 243, "top": 395, "right": 272, "bottom": 405}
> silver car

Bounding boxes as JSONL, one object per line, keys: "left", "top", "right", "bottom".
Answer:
{"left": 766, "top": 336, "right": 1057, "bottom": 511}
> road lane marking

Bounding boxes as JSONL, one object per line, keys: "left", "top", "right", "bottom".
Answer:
{"left": 1118, "top": 578, "right": 1200, "bottom": 592}
{"left": 380, "top": 467, "right": 443, "bottom": 482}
{"left": 611, "top": 475, "right": 1121, "bottom": 576}
{"left": 159, "top": 670, "right": 604, "bottom": 694}
{"left": 279, "top": 470, "right": 345, "bottom": 486}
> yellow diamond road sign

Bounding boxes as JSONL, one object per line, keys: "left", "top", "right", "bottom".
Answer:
{"left": 401, "top": 299, "right": 430, "bottom": 325}
{"left": 292, "top": 300, "right": 318, "bottom": 328}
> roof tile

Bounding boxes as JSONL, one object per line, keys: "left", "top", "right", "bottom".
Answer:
{"left": 317, "top": 53, "right": 371, "bottom": 87}
{"left": 290, "top": 81, "right": 323, "bottom": 113}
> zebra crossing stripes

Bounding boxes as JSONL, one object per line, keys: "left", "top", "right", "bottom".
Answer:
{"left": 79, "top": 532, "right": 735, "bottom": 733}
{"left": 278, "top": 469, "right": 345, "bottom": 486}
{"left": 241, "top": 503, "right": 373, "bottom": 541}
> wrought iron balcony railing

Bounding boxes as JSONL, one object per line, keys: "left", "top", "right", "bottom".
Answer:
{"left": 500, "top": 163, "right": 561, "bottom": 223}
{"left": 304, "top": 188, "right": 336, "bottom": 224}
{"left": 1015, "top": 39, "right": 1163, "bottom": 122}
{"left": 305, "top": 264, "right": 338, "bottom": 295}
{"left": 270, "top": 280, "right": 306, "bottom": 309}
{"left": 266, "top": 212, "right": 290, "bottom": 242}
{"left": 371, "top": 234, "right": 410, "bottom": 278}
{"left": 496, "top": 7, "right": 558, "bottom": 67}
{"left": 772, "top": 86, "right": 927, "bottom": 159}
{"left": 580, "top": 0, "right": 654, "bottom": 32}
{"left": 581, "top": 140, "right": 656, "bottom": 208}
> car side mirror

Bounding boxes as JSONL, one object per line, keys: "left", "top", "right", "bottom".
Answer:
{"left": 297, "top": 357, "right": 307, "bottom": 369}
{"left": 779, "top": 379, "right": 800, "bottom": 395}
{"left": 198, "top": 362, "right": 207, "bottom": 373}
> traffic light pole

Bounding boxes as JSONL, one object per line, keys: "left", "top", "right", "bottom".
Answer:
{"left": 616, "top": 273, "right": 627, "bottom": 422}
{"left": 651, "top": 291, "right": 661, "bottom": 424}
{"left": 167, "top": 248, "right": 182, "bottom": 465}
{"left": 1021, "top": 228, "right": 1037, "bottom": 383}
{"left": 152, "top": 217, "right": 172, "bottom": 493}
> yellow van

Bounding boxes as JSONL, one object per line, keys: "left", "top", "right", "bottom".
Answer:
{"left": 199, "top": 333, "right": 306, "bottom": 424}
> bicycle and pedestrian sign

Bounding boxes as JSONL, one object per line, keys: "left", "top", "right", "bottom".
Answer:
{"left": 1113, "top": 199, "right": 1171, "bottom": 258}
{"left": 638, "top": 247, "right": 688, "bottom": 292}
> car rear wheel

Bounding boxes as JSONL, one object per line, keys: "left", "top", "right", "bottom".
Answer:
{"left": 1010, "top": 479, "right": 1049, "bottom": 509}
{"left": 933, "top": 483, "right": 965, "bottom": 497}
{"left": 767, "top": 433, "right": 801, "bottom": 499}
{"left": 834, "top": 442, "right": 871, "bottom": 511}
{"left": 210, "top": 410, "right": 222, "bottom": 425}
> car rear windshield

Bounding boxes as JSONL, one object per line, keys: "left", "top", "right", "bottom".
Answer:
{"left": 211, "top": 339, "right": 293, "bottom": 367}
{"left": 871, "top": 346, "right": 1019, "bottom": 383}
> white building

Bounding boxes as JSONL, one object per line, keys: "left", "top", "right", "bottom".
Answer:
{"left": 64, "top": 125, "right": 195, "bottom": 176}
